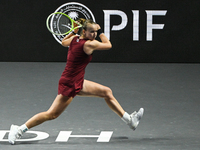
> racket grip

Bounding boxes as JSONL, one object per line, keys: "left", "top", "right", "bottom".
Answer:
{"left": 72, "top": 31, "right": 77, "bottom": 35}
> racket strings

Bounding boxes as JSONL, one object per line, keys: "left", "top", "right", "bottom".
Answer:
{"left": 46, "top": 12, "right": 83, "bottom": 36}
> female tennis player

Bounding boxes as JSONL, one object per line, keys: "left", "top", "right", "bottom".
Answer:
{"left": 8, "top": 19, "right": 144, "bottom": 145}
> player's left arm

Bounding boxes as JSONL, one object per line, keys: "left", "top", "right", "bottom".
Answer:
{"left": 84, "top": 34, "right": 112, "bottom": 55}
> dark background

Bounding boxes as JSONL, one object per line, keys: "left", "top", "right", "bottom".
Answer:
{"left": 0, "top": 0, "right": 199, "bottom": 63}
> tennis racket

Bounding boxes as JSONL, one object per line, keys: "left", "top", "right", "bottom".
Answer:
{"left": 46, "top": 12, "right": 82, "bottom": 35}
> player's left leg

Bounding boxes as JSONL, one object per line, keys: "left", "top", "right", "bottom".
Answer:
{"left": 77, "top": 79, "right": 144, "bottom": 130}
{"left": 77, "top": 79, "right": 125, "bottom": 117}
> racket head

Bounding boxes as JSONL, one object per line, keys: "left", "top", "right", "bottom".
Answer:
{"left": 46, "top": 12, "right": 82, "bottom": 35}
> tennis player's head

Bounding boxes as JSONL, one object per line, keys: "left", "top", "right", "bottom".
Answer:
{"left": 78, "top": 18, "right": 97, "bottom": 40}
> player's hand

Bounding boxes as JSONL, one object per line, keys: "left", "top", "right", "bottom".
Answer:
{"left": 73, "top": 21, "right": 80, "bottom": 33}
{"left": 96, "top": 24, "right": 101, "bottom": 30}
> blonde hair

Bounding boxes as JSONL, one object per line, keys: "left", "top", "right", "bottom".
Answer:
{"left": 77, "top": 18, "right": 96, "bottom": 35}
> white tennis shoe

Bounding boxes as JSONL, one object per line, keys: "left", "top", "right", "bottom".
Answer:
{"left": 8, "top": 125, "right": 23, "bottom": 145}
{"left": 128, "top": 108, "right": 144, "bottom": 130}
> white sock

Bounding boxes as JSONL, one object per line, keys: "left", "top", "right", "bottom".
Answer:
{"left": 19, "top": 124, "right": 29, "bottom": 133}
{"left": 121, "top": 112, "right": 131, "bottom": 124}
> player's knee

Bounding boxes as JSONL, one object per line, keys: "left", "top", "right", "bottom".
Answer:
{"left": 104, "top": 87, "right": 113, "bottom": 99}
{"left": 46, "top": 112, "right": 60, "bottom": 120}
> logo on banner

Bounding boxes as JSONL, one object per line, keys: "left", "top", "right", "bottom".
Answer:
{"left": 52, "top": 2, "right": 96, "bottom": 44}
{"left": 0, "top": 130, "right": 113, "bottom": 143}
{"left": 50, "top": 2, "right": 167, "bottom": 43}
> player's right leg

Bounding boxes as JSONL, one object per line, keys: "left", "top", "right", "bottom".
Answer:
{"left": 8, "top": 94, "right": 73, "bottom": 145}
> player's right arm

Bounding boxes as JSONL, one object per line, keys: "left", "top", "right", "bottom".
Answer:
{"left": 62, "top": 34, "right": 78, "bottom": 47}
{"left": 62, "top": 22, "right": 80, "bottom": 47}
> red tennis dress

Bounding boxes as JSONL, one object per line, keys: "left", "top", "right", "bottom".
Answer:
{"left": 58, "top": 36, "right": 92, "bottom": 97}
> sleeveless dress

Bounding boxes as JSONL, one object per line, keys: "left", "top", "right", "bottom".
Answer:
{"left": 58, "top": 36, "right": 92, "bottom": 97}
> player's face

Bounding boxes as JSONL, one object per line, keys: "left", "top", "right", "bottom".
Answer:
{"left": 84, "top": 24, "right": 97, "bottom": 40}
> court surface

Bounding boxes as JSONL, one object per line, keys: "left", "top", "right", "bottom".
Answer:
{"left": 0, "top": 62, "right": 200, "bottom": 150}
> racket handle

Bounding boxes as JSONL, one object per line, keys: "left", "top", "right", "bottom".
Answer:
{"left": 72, "top": 31, "right": 77, "bottom": 35}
